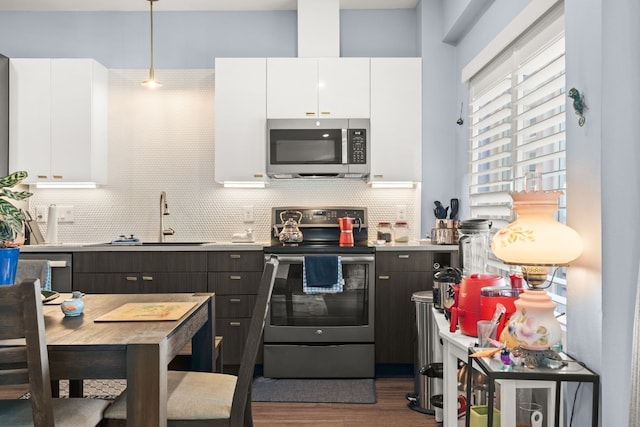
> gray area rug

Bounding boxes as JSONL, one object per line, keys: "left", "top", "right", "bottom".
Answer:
{"left": 251, "top": 377, "right": 376, "bottom": 404}
{"left": 59, "top": 379, "right": 127, "bottom": 399}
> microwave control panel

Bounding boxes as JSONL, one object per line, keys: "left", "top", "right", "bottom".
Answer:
{"left": 348, "top": 129, "right": 367, "bottom": 164}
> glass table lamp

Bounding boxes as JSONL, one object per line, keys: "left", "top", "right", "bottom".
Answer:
{"left": 491, "top": 189, "right": 583, "bottom": 350}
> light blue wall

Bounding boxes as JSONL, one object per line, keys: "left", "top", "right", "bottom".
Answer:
{"left": 0, "top": 9, "right": 417, "bottom": 68}
{"left": 341, "top": 9, "right": 418, "bottom": 57}
{"left": 418, "top": 1, "right": 457, "bottom": 236}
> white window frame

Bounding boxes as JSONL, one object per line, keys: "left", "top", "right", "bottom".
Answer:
{"left": 467, "top": 5, "right": 568, "bottom": 315}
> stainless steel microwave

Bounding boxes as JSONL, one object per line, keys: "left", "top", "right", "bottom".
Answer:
{"left": 267, "top": 118, "right": 370, "bottom": 179}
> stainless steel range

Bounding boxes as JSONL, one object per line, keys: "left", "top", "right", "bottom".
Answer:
{"left": 263, "top": 207, "right": 375, "bottom": 378}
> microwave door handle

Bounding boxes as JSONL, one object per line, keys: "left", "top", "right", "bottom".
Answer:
{"left": 342, "top": 129, "right": 348, "bottom": 164}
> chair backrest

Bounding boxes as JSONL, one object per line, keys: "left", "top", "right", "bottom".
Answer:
{"left": 230, "top": 255, "right": 279, "bottom": 426}
{"left": 0, "top": 279, "right": 55, "bottom": 425}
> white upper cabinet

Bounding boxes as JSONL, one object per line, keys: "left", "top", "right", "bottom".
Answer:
{"left": 369, "top": 58, "right": 422, "bottom": 182}
{"left": 267, "top": 58, "right": 370, "bottom": 119}
{"left": 9, "top": 58, "right": 108, "bottom": 185}
{"left": 214, "top": 58, "right": 268, "bottom": 184}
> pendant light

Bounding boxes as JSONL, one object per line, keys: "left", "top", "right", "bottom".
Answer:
{"left": 141, "top": 0, "right": 161, "bottom": 88}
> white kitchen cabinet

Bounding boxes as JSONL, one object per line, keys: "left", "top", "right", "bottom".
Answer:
{"left": 266, "top": 57, "right": 370, "bottom": 119}
{"left": 9, "top": 58, "right": 108, "bottom": 185}
{"left": 369, "top": 58, "right": 422, "bottom": 183}
{"left": 214, "top": 58, "right": 268, "bottom": 184}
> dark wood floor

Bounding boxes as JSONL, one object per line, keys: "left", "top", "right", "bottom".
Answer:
{"left": 252, "top": 377, "right": 440, "bottom": 427}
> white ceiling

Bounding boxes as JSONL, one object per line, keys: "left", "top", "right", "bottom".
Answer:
{"left": 0, "top": 0, "right": 419, "bottom": 12}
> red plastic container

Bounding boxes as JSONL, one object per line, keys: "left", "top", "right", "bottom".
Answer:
{"left": 451, "top": 274, "right": 504, "bottom": 337}
{"left": 479, "top": 286, "right": 522, "bottom": 338}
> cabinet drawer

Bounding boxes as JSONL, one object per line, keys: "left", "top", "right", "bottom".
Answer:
{"left": 73, "top": 251, "right": 207, "bottom": 273}
{"left": 216, "top": 295, "right": 257, "bottom": 318}
{"left": 208, "top": 272, "right": 263, "bottom": 295}
{"left": 73, "top": 272, "right": 207, "bottom": 294}
{"left": 74, "top": 252, "right": 141, "bottom": 273}
{"left": 207, "top": 251, "right": 264, "bottom": 271}
{"left": 218, "top": 318, "right": 251, "bottom": 365}
{"left": 376, "top": 251, "right": 433, "bottom": 272}
{"left": 140, "top": 252, "right": 207, "bottom": 272}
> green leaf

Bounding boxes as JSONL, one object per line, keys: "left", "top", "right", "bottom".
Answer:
{"left": 0, "top": 171, "right": 28, "bottom": 188}
{"left": 1, "top": 188, "right": 33, "bottom": 201}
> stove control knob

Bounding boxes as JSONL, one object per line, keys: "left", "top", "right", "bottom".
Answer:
{"left": 316, "top": 329, "right": 323, "bottom": 335}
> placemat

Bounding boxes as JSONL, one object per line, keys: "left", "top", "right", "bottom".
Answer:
{"left": 94, "top": 302, "right": 197, "bottom": 322}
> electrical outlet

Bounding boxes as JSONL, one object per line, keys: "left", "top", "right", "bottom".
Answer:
{"left": 35, "top": 206, "right": 47, "bottom": 223}
{"left": 243, "top": 206, "right": 254, "bottom": 223}
{"left": 57, "top": 205, "right": 75, "bottom": 223}
{"left": 396, "top": 205, "right": 407, "bottom": 221}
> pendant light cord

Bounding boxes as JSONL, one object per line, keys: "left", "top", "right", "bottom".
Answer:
{"left": 142, "top": 0, "right": 160, "bottom": 87}
{"left": 149, "top": 0, "right": 155, "bottom": 79}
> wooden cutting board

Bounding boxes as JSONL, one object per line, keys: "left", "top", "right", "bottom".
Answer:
{"left": 94, "top": 302, "right": 197, "bottom": 322}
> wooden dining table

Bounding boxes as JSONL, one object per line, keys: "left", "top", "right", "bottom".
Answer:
{"left": 42, "top": 292, "right": 215, "bottom": 427}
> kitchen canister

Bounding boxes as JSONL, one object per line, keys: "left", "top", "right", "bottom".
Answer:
{"left": 377, "top": 222, "right": 393, "bottom": 242}
{"left": 393, "top": 221, "right": 410, "bottom": 243}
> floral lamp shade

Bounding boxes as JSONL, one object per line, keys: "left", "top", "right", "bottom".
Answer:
{"left": 491, "top": 190, "right": 583, "bottom": 268}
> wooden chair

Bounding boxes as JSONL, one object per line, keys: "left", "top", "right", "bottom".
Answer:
{"left": 0, "top": 279, "right": 111, "bottom": 426}
{"left": 104, "top": 256, "right": 279, "bottom": 427}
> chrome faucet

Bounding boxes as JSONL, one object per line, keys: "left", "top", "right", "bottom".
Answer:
{"left": 159, "top": 191, "right": 175, "bottom": 242}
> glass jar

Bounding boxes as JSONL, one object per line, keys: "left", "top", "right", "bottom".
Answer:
{"left": 377, "top": 222, "right": 393, "bottom": 242}
{"left": 393, "top": 221, "right": 410, "bottom": 243}
{"left": 458, "top": 219, "right": 492, "bottom": 276}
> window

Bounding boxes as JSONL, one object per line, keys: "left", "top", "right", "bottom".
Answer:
{"left": 468, "top": 6, "right": 568, "bottom": 312}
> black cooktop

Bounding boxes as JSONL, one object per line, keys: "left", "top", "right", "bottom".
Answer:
{"left": 268, "top": 206, "right": 374, "bottom": 254}
{"left": 264, "top": 244, "right": 375, "bottom": 254}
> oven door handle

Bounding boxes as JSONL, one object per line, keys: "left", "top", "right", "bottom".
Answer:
{"left": 272, "top": 255, "right": 374, "bottom": 264}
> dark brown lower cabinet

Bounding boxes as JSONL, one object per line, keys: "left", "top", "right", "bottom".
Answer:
{"left": 72, "top": 251, "right": 208, "bottom": 294}
{"left": 207, "top": 251, "right": 265, "bottom": 371}
{"left": 375, "top": 250, "right": 457, "bottom": 366}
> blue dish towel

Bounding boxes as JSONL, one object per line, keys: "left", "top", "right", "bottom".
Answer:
{"left": 303, "top": 256, "right": 344, "bottom": 294}
{"left": 15, "top": 259, "right": 51, "bottom": 291}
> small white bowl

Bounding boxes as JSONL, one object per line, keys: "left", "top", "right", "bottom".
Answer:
{"left": 375, "top": 240, "right": 386, "bottom": 245}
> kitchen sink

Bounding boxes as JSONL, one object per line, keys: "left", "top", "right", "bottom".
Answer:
{"left": 139, "top": 242, "right": 210, "bottom": 246}
{"left": 86, "top": 242, "right": 214, "bottom": 247}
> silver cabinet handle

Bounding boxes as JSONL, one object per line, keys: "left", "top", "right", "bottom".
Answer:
{"left": 142, "top": 276, "right": 153, "bottom": 281}
{"left": 229, "top": 322, "right": 241, "bottom": 327}
{"left": 229, "top": 275, "right": 242, "bottom": 280}
{"left": 229, "top": 298, "right": 241, "bottom": 303}
{"left": 398, "top": 254, "right": 410, "bottom": 259}
{"left": 229, "top": 254, "right": 241, "bottom": 259}
{"left": 125, "top": 276, "right": 138, "bottom": 281}
{"left": 378, "top": 275, "right": 390, "bottom": 280}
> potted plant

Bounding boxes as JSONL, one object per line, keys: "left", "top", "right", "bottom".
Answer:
{"left": 0, "top": 171, "right": 33, "bottom": 285}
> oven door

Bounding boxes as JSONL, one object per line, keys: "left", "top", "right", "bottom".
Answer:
{"left": 264, "top": 254, "right": 374, "bottom": 343}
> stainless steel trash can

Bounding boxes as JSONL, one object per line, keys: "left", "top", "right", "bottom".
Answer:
{"left": 409, "top": 291, "right": 442, "bottom": 416}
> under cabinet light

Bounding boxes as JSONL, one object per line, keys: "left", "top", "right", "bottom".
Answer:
{"left": 369, "top": 181, "right": 415, "bottom": 189}
{"left": 34, "top": 182, "right": 98, "bottom": 189}
{"left": 223, "top": 181, "right": 267, "bottom": 189}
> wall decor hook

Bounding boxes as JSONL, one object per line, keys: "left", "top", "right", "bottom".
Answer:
{"left": 568, "top": 88, "right": 586, "bottom": 127}
{"left": 456, "top": 102, "right": 464, "bottom": 126}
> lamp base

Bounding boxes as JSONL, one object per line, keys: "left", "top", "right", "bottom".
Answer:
{"left": 507, "top": 289, "right": 562, "bottom": 350}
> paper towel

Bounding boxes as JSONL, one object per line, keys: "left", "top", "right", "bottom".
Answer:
{"left": 46, "top": 204, "right": 58, "bottom": 244}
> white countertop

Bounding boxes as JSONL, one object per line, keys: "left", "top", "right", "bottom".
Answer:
{"left": 20, "top": 241, "right": 458, "bottom": 253}
{"left": 19, "top": 241, "right": 268, "bottom": 252}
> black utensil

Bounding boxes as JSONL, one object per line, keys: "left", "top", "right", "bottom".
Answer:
{"left": 450, "top": 198, "right": 459, "bottom": 220}
{"left": 434, "top": 201, "right": 447, "bottom": 219}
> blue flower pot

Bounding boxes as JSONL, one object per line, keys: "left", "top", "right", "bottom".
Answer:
{"left": 0, "top": 247, "right": 20, "bottom": 286}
